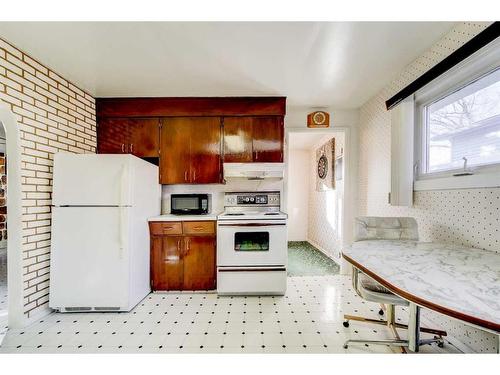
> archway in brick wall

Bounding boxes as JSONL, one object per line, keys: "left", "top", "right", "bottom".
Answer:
{"left": 0, "top": 101, "right": 23, "bottom": 331}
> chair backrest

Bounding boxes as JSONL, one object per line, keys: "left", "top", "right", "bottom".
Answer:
{"left": 354, "top": 216, "right": 419, "bottom": 241}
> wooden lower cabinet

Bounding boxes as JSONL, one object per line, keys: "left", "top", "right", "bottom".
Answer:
{"left": 151, "top": 235, "right": 184, "bottom": 291}
{"left": 183, "top": 236, "right": 216, "bottom": 290}
{"left": 149, "top": 221, "right": 216, "bottom": 291}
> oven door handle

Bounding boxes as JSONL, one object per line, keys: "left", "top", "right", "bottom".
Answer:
{"left": 218, "top": 223, "right": 286, "bottom": 227}
{"left": 218, "top": 267, "right": 286, "bottom": 272}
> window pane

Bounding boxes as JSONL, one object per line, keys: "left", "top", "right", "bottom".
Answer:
{"left": 426, "top": 68, "right": 500, "bottom": 173}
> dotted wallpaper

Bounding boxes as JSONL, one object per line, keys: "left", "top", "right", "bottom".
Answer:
{"left": 308, "top": 136, "right": 344, "bottom": 261}
{"left": 357, "top": 22, "right": 499, "bottom": 353}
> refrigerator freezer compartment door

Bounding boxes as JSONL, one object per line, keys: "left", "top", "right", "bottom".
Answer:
{"left": 49, "top": 206, "right": 130, "bottom": 310}
{"left": 52, "top": 153, "right": 133, "bottom": 206}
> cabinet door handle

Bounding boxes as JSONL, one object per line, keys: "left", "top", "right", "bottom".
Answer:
{"left": 121, "top": 143, "right": 125, "bottom": 153}
{"left": 193, "top": 170, "right": 196, "bottom": 181}
{"left": 184, "top": 170, "right": 188, "bottom": 182}
{"left": 186, "top": 238, "right": 190, "bottom": 252}
{"left": 177, "top": 239, "right": 181, "bottom": 256}
{"left": 130, "top": 143, "right": 133, "bottom": 153}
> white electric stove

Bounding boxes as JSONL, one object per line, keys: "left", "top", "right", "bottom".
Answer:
{"left": 216, "top": 192, "right": 288, "bottom": 295}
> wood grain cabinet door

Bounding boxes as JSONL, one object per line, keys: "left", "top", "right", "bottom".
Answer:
{"left": 159, "top": 118, "right": 193, "bottom": 184}
{"left": 189, "top": 117, "right": 222, "bottom": 183}
{"left": 97, "top": 118, "right": 129, "bottom": 154}
{"left": 252, "top": 117, "right": 284, "bottom": 162}
{"left": 128, "top": 118, "right": 160, "bottom": 157}
{"left": 223, "top": 117, "right": 253, "bottom": 162}
{"left": 151, "top": 235, "right": 184, "bottom": 291}
{"left": 182, "top": 236, "right": 216, "bottom": 290}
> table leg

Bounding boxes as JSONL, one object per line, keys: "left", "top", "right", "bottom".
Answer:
{"left": 408, "top": 303, "right": 420, "bottom": 352}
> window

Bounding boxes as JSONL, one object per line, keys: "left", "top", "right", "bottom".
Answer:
{"left": 423, "top": 68, "right": 500, "bottom": 174}
{"left": 414, "top": 39, "right": 500, "bottom": 191}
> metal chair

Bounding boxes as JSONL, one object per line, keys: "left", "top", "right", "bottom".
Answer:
{"left": 343, "top": 217, "right": 446, "bottom": 352}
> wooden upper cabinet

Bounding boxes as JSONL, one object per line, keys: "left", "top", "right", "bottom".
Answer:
{"left": 127, "top": 118, "right": 160, "bottom": 157}
{"left": 252, "top": 117, "right": 284, "bottom": 162}
{"left": 97, "top": 118, "right": 129, "bottom": 154}
{"left": 222, "top": 116, "right": 284, "bottom": 163}
{"left": 160, "top": 118, "right": 192, "bottom": 184}
{"left": 160, "top": 117, "right": 222, "bottom": 184}
{"left": 97, "top": 117, "right": 160, "bottom": 157}
{"left": 223, "top": 117, "right": 253, "bottom": 162}
{"left": 189, "top": 117, "right": 222, "bottom": 184}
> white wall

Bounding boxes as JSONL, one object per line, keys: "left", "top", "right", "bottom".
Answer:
{"left": 284, "top": 106, "right": 359, "bottom": 269}
{"left": 357, "top": 22, "right": 498, "bottom": 353}
{"left": 161, "top": 179, "right": 284, "bottom": 215}
{"left": 307, "top": 134, "right": 344, "bottom": 260}
{"left": 286, "top": 105, "right": 359, "bottom": 129}
{"left": 286, "top": 149, "right": 309, "bottom": 241}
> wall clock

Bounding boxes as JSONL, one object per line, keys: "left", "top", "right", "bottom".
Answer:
{"left": 307, "top": 111, "right": 330, "bottom": 128}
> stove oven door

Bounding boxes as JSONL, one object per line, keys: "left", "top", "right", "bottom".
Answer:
{"left": 217, "top": 220, "right": 287, "bottom": 266}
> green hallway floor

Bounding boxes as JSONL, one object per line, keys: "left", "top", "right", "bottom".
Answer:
{"left": 287, "top": 241, "right": 340, "bottom": 276}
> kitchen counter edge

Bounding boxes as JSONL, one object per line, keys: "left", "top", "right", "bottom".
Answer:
{"left": 148, "top": 214, "right": 220, "bottom": 222}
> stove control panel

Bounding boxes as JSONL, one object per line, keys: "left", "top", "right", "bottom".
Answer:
{"left": 237, "top": 195, "right": 268, "bottom": 204}
{"left": 224, "top": 191, "right": 280, "bottom": 207}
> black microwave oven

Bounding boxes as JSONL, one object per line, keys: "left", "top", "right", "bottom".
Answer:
{"left": 171, "top": 194, "right": 209, "bottom": 215}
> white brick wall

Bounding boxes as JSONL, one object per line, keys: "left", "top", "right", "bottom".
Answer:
{"left": 357, "top": 22, "right": 499, "bottom": 352}
{"left": 0, "top": 37, "right": 96, "bottom": 318}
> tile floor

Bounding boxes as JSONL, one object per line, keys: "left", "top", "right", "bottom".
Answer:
{"left": 0, "top": 276, "right": 461, "bottom": 354}
{"left": 287, "top": 242, "right": 340, "bottom": 276}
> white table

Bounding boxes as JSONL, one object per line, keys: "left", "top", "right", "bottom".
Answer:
{"left": 342, "top": 240, "right": 500, "bottom": 352}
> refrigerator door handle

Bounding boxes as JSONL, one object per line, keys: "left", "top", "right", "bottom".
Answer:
{"left": 119, "top": 163, "right": 130, "bottom": 206}
{"left": 118, "top": 162, "right": 130, "bottom": 259}
{"left": 119, "top": 207, "right": 127, "bottom": 259}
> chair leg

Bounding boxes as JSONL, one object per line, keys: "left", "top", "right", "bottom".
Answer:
{"left": 343, "top": 337, "right": 444, "bottom": 350}
{"left": 342, "top": 304, "right": 446, "bottom": 352}
{"left": 343, "top": 314, "right": 446, "bottom": 336}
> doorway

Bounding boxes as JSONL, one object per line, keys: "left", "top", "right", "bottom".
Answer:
{"left": 0, "top": 121, "right": 7, "bottom": 340}
{"left": 0, "top": 101, "right": 24, "bottom": 337}
{"left": 285, "top": 130, "right": 346, "bottom": 276}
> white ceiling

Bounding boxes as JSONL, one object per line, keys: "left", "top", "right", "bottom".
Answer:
{"left": 0, "top": 22, "right": 454, "bottom": 108}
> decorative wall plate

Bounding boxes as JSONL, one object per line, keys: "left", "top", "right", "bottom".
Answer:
{"left": 317, "top": 155, "right": 328, "bottom": 179}
{"left": 315, "top": 138, "right": 335, "bottom": 191}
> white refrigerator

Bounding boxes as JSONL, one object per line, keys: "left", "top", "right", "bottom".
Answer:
{"left": 49, "top": 153, "right": 161, "bottom": 312}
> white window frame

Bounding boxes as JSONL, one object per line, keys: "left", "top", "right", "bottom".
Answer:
{"left": 414, "top": 37, "right": 500, "bottom": 191}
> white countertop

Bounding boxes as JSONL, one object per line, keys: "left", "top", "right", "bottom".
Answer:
{"left": 343, "top": 240, "right": 500, "bottom": 333}
{"left": 148, "top": 213, "right": 220, "bottom": 222}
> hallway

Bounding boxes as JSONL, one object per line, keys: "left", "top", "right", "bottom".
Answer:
{"left": 287, "top": 242, "right": 340, "bottom": 276}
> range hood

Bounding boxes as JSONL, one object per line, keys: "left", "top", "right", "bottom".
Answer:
{"left": 223, "top": 163, "right": 285, "bottom": 180}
